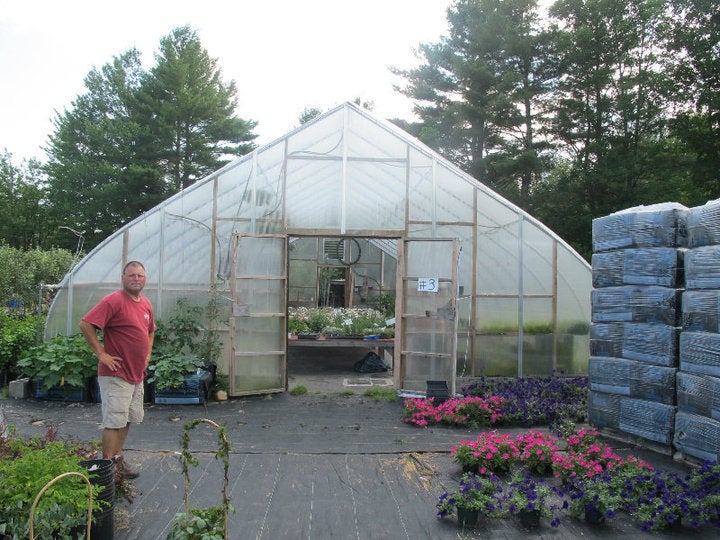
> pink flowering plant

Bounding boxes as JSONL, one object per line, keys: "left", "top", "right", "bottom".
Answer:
{"left": 551, "top": 439, "right": 625, "bottom": 482}
{"left": 403, "top": 396, "right": 504, "bottom": 428}
{"left": 451, "top": 431, "right": 520, "bottom": 475}
{"left": 565, "top": 428, "right": 600, "bottom": 452}
{"left": 515, "top": 430, "right": 560, "bottom": 476}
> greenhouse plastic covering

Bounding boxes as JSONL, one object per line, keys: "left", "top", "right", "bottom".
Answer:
{"left": 45, "top": 102, "right": 592, "bottom": 383}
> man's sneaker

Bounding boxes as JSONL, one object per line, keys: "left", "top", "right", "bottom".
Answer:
{"left": 113, "top": 454, "right": 140, "bottom": 480}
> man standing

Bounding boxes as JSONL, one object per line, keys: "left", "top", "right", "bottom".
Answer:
{"left": 79, "top": 261, "right": 155, "bottom": 480}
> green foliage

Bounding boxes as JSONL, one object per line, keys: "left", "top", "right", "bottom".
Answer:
{"left": 16, "top": 333, "right": 97, "bottom": 391}
{"left": 0, "top": 244, "right": 74, "bottom": 314}
{"left": 43, "top": 26, "right": 258, "bottom": 253}
{"left": 169, "top": 419, "right": 233, "bottom": 540}
{"left": 306, "top": 310, "right": 331, "bottom": 333}
{"left": 0, "top": 312, "right": 39, "bottom": 382}
{"left": 0, "top": 153, "right": 53, "bottom": 251}
{"left": 141, "top": 26, "right": 258, "bottom": 192}
{"left": 479, "top": 321, "right": 554, "bottom": 335}
{"left": 149, "top": 297, "right": 220, "bottom": 391}
{"left": 168, "top": 506, "right": 225, "bottom": 540}
{"left": 289, "top": 385, "right": 308, "bottom": 396}
{"left": 362, "top": 387, "right": 399, "bottom": 402}
{"left": 287, "top": 318, "right": 309, "bottom": 334}
{"left": 364, "top": 292, "right": 395, "bottom": 317}
{"left": 0, "top": 441, "right": 104, "bottom": 540}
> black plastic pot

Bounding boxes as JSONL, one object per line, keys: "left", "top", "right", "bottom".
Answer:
{"left": 80, "top": 459, "right": 115, "bottom": 539}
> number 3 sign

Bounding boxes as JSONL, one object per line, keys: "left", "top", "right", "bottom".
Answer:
{"left": 417, "top": 277, "right": 439, "bottom": 292}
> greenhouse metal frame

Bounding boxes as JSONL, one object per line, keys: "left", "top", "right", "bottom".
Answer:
{"left": 46, "top": 102, "right": 592, "bottom": 397}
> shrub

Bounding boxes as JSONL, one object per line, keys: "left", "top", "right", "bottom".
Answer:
{"left": 0, "top": 312, "right": 39, "bottom": 384}
{"left": 16, "top": 333, "right": 96, "bottom": 391}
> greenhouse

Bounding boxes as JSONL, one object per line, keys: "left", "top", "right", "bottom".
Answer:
{"left": 45, "top": 101, "right": 592, "bottom": 397}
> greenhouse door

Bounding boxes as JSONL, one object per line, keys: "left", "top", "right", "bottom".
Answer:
{"left": 397, "top": 238, "right": 459, "bottom": 395}
{"left": 229, "top": 233, "right": 287, "bottom": 396}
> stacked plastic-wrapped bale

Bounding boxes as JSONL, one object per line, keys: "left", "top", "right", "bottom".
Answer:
{"left": 589, "top": 203, "right": 687, "bottom": 448}
{"left": 675, "top": 199, "right": 720, "bottom": 463}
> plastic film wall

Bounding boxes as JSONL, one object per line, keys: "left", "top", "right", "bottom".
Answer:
{"left": 45, "top": 102, "right": 592, "bottom": 377}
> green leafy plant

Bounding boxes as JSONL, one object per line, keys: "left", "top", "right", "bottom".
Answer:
{"left": 306, "top": 310, "right": 331, "bottom": 333}
{"left": 0, "top": 435, "right": 104, "bottom": 539}
{"left": 0, "top": 311, "right": 39, "bottom": 384}
{"left": 364, "top": 292, "right": 395, "bottom": 317}
{"left": 168, "top": 418, "right": 234, "bottom": 540}
{"left": 17, "top": 333, "right": 97, "bottom": 391}
{"left": 149, "top": 298, "right": 211, "bottom": 392}
{"left": 287, "top": 318, "right": 309, "bottom": 335}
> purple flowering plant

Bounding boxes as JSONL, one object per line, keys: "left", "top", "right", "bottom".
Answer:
{"left": 436, "top": 473, "right": 504, "bottom": 518}
{"left": 462, "top": 372, "right": 588, "bottom": 428}
{"left": 620, "top": 463, "right": 720, "bottom": 531}
{"left": 502, "top": 471, "right": 566, "bottom": 527}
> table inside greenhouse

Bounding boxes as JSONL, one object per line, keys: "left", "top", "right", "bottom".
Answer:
{"left": 288, "top": 338, "right": 395, "bottom": 367}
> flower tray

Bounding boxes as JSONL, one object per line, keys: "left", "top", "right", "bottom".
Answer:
{"left": 154, "top": 369, "right": 212, "bottom": 405}
{"left": 31, "top": 378, "right": 86, "bottom": 402}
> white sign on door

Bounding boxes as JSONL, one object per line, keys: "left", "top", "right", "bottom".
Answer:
{"left": 417, "top": 277, "right": 439, "bottom": 293}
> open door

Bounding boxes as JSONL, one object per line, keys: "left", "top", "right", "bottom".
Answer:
{"left": 229, "top": 233, "right": 287, "bottom": 396}
{"left": 396, "top": 238, "right": 459, "bottom": 395}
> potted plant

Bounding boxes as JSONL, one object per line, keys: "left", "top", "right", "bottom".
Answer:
{"left": 565, "top": 469, "right": 622, "bottom": 524}
{"left": 436, "top": 473, "right": 503, "bottom": 528}
{"left": 503, "top": 472, "right": 565, "bottom": 528}
{"left": 515, "top": 430, "right": 560, "bottom": 476}
{"left": 148, "top": 298, "right": 215, "bottom": 401}
{"left": 451, "top": 431, "right": 519, "bottom": 476}
{"left": 621, "top": 465, "right": 707, "bottom": 531}
{"left": 17, "top": 333, "right": 97, "bottom": 400}
{"left": 551, "top": 433, "right": 624, "bottom": 484}
{"left": 565, "top": 454, "right": 654, "bottom": 524}
{"left": 287, "top": 317, "right": 309, "bottom": 338}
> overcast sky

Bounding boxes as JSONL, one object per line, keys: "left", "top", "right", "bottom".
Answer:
{"left": 0, "top": 0, "right": 453, "bottom": 164}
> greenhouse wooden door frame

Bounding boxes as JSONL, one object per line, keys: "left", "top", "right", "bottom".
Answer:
{"left": 229, "top": 233, "right": 287, "bottom": 397}
{"left": 396, "top": 238, "right": 459, "bottom": 396}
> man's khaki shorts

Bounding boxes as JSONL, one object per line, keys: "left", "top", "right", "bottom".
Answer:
{"left": 98, "top": 375, "right": 144, "bottom": 429}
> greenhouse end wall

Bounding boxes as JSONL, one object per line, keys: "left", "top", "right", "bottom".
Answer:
{"left": 45, "top": 102, "right": 592, "bottom": 385}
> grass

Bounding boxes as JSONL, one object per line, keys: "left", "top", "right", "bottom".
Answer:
{"left": 363, "top": 387, "right": 399, "bottom": 402}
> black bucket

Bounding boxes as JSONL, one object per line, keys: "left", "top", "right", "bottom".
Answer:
{"left": 80, "top": 459, "right": 115, "bottom": 540}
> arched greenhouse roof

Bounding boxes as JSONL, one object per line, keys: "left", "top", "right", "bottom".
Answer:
{"left": 46, "top": 101, "right": 591, "bottom": 383}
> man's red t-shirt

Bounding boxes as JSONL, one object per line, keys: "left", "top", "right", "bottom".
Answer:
{"left": 82, "top": 290, "right": 156, "bottom": 384}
